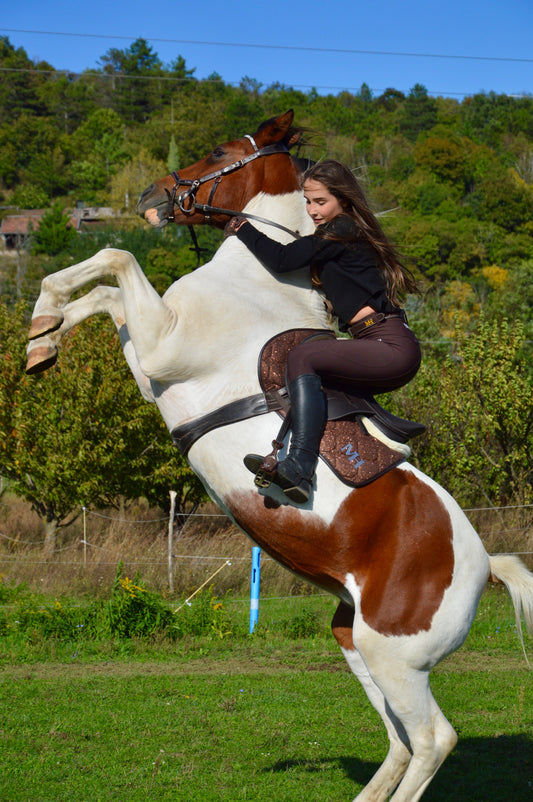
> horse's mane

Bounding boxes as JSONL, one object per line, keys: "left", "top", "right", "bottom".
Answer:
{"left": 292, "top": 155, "right": 316, "bottom": 175}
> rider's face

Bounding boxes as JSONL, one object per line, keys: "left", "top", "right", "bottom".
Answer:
{"left": 303, "top": 179, "right": 344, "bottom": 227}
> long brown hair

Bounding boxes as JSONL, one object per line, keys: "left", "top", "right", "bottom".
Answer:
{"left": 302, "top": 160, "right": 417, "bottom": 305}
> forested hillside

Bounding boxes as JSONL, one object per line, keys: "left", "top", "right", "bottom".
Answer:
{"left": 0, "top": 34, "right": 531, "bottom": 524}
{"left": 1, "top": 34, "right": 532, "bottom": 312}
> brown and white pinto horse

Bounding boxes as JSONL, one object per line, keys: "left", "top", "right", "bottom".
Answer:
{"left": 26, "top": 111, "right": 533, "bottom": 801}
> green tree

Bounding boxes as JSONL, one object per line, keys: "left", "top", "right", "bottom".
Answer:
{"left": 376, "top": 87, "right": 405, "bottom": 112}
{"left": 167, "top": 134, "right": 179, "bottom": 173}
{"left": 460, "top": 91, "right": 533, "bottom": 148}
{"left": 483, "top": 260, "right": 533, "bottom": 341}
{"left": 68, "top": 108, "right": 127, "bottom": 195}
{"left": 0, "top": 36, "right": 49, "bottom": 123}
{"left": 396, "top": 316, "right": 532, "bottom": 507}
{"left": 31, "top": 202, "right": 75, "bottom": 256}
{"left": 167, "top": 54, "right": 196, "bottom": 82}
{"left": 0, "top": 303, "right": 205, "bottom": 555}
{"left": 0, "top": 113, "right": 62, "bottom": 191}
{"left": 98, "top": 38, "right": 165, "bottom": 122}
{"left": 109, "top": 149, "right": 167, "bottom": 211}
{"left": 399, "top": 84, "right": 439, "bottom": 142}
{"left": 37, "top": 72, "right": 99, "bottom": 134}
{"left": 413, "top": 136, "right": 467, "bottom": 185}
{"left": 11, "top": 184, "right": 49, "bottom": 210}
{"left": 473, "top": 169, "right": 533, "bottom": 231}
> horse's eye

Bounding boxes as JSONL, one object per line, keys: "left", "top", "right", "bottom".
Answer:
{"left": 212, "top": 147, "right": 225, "bottom": 158}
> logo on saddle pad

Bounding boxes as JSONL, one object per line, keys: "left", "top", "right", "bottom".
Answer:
{"left": 341, "top": 442, "right": 365, "bottom": 469}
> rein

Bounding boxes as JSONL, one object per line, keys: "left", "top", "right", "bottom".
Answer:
{"left": 166, "top": 134, "right": 301, "bottom": 265}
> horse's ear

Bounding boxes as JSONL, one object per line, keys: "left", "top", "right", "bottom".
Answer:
{"left": 254, "top": 110, "right": 294, "bottom": 144}
{"left": 276, "top": 110, "right": 295, "bottom": 131}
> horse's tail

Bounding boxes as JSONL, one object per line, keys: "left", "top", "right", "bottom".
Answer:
{"left": 488, "top": 553, "right": 533, "bottom": 667}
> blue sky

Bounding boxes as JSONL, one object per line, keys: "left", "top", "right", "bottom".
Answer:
{"left": 2, "top": 0, "right": 532, "bottom": 99}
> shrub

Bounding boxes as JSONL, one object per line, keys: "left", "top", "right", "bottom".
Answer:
{"left": 172, "top": 587, "right": 234, "bottom": 639}
{"left": 0, "top": 575, "right": 27, "bottom": 604}
{"left": 12, "top": 598, "right": 87, "bottom": 640}
{"left": 11, "top": 184, "right": 49, "bottom": 209}
{"left": 103, "top": 563, "right": 176, "bottom": 638}
{"left": 281, "top": 608, "right": 322, "bottom": 638}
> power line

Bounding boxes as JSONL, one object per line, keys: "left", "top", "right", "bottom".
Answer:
{"left": 2, "top": 28, "right": 533, "bottom": 64}
{"left": 0, "top": 66, "right": 529, "bottom": 101}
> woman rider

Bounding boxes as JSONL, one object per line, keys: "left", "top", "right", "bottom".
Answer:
{"left": 227, "top": 159, "right": 421, "bottom": 504}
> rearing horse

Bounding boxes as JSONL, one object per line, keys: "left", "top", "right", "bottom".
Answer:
{"left": 26, "top": 110, "right": 533, "bottom": 802}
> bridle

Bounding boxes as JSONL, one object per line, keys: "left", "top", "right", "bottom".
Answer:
{"left": 165, "top": 134, "right": 302, "bottom": 264}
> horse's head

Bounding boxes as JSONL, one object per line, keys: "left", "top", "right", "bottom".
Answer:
{"left": 137, "top": 110, "right": 305, "bottom": 230}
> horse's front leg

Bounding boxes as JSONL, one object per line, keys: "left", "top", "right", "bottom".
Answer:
{"left": 26, "top": 285, "right": 156, "bottom": 403}
{"left": 28, "top": 248, "right": 127, "bottom": 339}
{"left": 29, "top": 248, "right": 168, "bottom": 337}
{"left": 27, "top": 283, "right": 126, "bottom": 373}
{"left": 29, "top": 249, "right": 177, "bottom": 376}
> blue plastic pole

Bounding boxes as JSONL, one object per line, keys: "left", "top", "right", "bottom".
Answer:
{"left": 249, "top": 546, "right": 261, "bottom": 633}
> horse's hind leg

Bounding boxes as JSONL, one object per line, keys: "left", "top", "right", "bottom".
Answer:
{"left": 353, "top": 626, "right": 457, "bottom": 802}
{"left": 376, "top": 672, "right": 456, "bottom": 802}
{"left": 332, "top": 603, "right": 412, "bottom": 802}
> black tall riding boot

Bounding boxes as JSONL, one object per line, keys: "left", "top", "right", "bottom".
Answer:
{"left": 244, "top": 373, "right": 326, "bottom": 504}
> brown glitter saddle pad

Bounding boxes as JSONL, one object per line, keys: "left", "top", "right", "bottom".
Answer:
{"left": 259, "top": 328, "right": 416, "bottom": 488}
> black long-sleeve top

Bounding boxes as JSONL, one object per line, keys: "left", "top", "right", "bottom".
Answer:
{"left": 236, "top": 214, "right": 393, "bottom": 330}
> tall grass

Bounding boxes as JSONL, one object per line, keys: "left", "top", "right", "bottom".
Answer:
{"left": 0, "top": 495, "right": 317, "bottom": 599}
{"left": 0, "top": 493, "right": 531, "bottom": 602}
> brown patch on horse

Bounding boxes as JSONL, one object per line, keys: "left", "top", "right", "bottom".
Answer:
{"left": 137, "top": 111, "right": 302, "bottom": 228}
{"left": 226, "top": 469, "right": 454, "bottom": 637}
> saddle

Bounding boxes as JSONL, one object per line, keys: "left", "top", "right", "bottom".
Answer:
{"left": 259, "top": 329, "right": 426, "bottom": 488}
{"left": 170, "top": 328, "right": 425, "bottom": 489}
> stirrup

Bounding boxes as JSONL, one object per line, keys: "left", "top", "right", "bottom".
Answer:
{"left": 244, "top": 444, "right": 282, "bottom": 489}
{"left": 244, "top": 453, "right": 278, "bottom": 488}
{"left": 254, "top": 468, "right": 276, "bottom": 489}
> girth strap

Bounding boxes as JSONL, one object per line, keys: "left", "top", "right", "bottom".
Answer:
{"left": 171, "top": 389, "right": 288, "bottom": 456}
{"left": 170, "top": 384, "right": 425, "bottom": 457}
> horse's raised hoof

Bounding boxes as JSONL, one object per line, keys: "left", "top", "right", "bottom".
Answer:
{"left": 26, "top": 343, "right": 58, "bottom": 374}
{"left": 28, "top": 313, "right": 64, "bottom": 340}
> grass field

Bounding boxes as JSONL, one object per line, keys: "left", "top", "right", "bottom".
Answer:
{"left": 1, "top": 588, "right": 532, "bottom": 802}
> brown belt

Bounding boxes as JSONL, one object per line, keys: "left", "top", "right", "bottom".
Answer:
{"left": 348, "top": 310, "right": 405, "bottom": 338}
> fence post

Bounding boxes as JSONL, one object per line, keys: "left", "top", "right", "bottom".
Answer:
{"left": 168, "top": 490, "right": 176, "bottom": 594}
{"left": 82, "top": 506, "right": 87, "bottom": 569}
{"left": 168, "top": 490, "right": 176, "bottom": 593}
{"left": 249, "top": 546, "right": 261, "bottom": 633}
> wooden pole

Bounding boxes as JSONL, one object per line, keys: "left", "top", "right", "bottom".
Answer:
{"left": 82, "top": 506, "right": 87, "bottom": 570}
{"left": 168, "top": 491, "right": 176, "bottom": 594}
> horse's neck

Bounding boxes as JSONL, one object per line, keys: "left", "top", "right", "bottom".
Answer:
{"left": 241, "top": 191, "right": 315, "bottom": 240}
{"left": 201, "top": 191, "right": 328, "bottom": 345}
{"left": 154, "top": 191, "right": 329, "bottom": 428}
{"left": 165, "top": 189, "right": 326, "bottom": 332}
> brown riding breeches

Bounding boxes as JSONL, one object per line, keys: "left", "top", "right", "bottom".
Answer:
{"left": 286, "top": 316, "right": 422, "bottom": 394}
